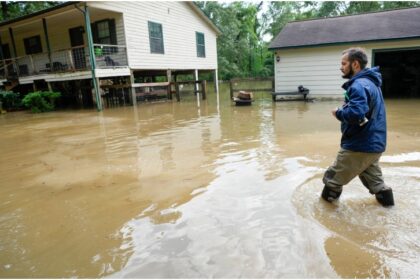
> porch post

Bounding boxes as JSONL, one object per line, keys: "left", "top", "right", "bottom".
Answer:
{"left": 214, "top": 69, "right": 220, "bottom": 113}
{"left": 194, "top": 69, "right": 200, "bottom": 107}
{"left": 166, "top": 69, "right": 172, "bottom": 99}
{"left": 0, "top": 34, "right": 8, "bottom": 77}
{"left": 0, "top": 33, "right": 4, "bottom": 60}
{"left": 42, "top": 18, "right": 52, "bottom": 72}
{"left": 0, "top": 33, "right": 5, "bottom": 76}
{"left": 8, "top": 27, "right": 18, "bottom": 75}
{"left": 130, "top": 70, "right": 136, "bottom": 106}
{"left": 84, "top": 4, "right": 102, "bottom": 111}
{"left": 213, "top": 69, "right": 219, "bottom": 94}
{"left": 8, "top": 28, "right": 17, "bottom": 58}
{"left": 194, "top": 69, "right": 199, "bottom": 93}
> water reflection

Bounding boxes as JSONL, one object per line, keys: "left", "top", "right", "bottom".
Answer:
{"left": 1, "top": 88, "right": 420, "bottom": 278}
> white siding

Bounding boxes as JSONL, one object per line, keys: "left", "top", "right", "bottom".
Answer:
{"left": 274, "top": 39, "right": 420, "bottom": 96}
{"left": 89, "top": 1, "right": 218, "bottom": 70}
{"left": 1, "top": 1, "right": 218, "bottom": 74}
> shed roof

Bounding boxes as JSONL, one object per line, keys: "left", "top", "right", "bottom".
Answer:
{"left": 269, "top": 7, "right": 420, "bottom": 50}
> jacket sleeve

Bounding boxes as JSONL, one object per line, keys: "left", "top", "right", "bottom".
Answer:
{"left": 336, "top": 82, "right": 369, "bottom": 124}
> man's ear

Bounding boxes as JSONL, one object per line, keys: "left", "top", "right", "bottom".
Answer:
{"left": 352, "top": 60, "right": 361, "bottom": 70}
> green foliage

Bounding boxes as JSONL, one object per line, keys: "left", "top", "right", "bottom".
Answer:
{"left": 198, "top": 0, "right": 420, "bottom": 80}
{"left": 264, "top": 1, "right": 420, "bottom": 40}
{"left": 0, "top": 2, "right": 60, "bottom": 21}
{"left": 22, "top": 91, "right": 61, "bottom": 113}
{"left": 197, "top": 1, "right": 273, "bottom": 80}
{"left": 0, "top": 90, "right": 21, "bottom": 111}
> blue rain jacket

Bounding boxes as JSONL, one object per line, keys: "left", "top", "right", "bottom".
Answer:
{"left": 335, "top": 67, "right": 387, "bottom": 153}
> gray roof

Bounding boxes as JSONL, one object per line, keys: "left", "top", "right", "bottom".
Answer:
{"left": 269, "top": 7, "right": 420, "bottom": 50}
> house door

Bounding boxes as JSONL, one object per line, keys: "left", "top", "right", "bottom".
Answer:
{"left": 69, "top": 26, "right": 86, "bottom": 69}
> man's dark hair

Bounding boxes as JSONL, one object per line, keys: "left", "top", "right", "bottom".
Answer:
{"left": 343, "top": 47, "right": 368, "bottom": 69}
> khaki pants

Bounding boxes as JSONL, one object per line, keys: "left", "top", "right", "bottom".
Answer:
{"left": 323, "top": 148, "right": 389, "bottom": 194}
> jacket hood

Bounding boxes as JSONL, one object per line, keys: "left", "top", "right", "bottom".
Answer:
{"left": 342, "top": 66, "right": 382, "bottom": 89}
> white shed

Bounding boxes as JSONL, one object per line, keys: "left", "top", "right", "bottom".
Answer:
{"left": 269, "top": 7, "right": 420, "bottom": 98}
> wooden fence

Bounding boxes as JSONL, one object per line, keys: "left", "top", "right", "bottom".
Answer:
{"left": 133, "top": 80, "right": 207, "bottom": 102}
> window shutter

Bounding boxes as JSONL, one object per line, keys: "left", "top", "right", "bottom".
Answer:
{"left": 91, "top": 22, "right": 98, "bottom": 44}
{"left": 109, "top": 19, "right": 117, "bottom": 45}
{"left": 159, "top": 24, "right": 164, "bottom": 54}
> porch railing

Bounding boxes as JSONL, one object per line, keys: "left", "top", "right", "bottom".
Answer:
{"left": 0, "top": 44, "right": 128, "bottom": 79}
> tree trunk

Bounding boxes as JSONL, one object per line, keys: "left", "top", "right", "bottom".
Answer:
{"left": 1, "top": 2, "right": 9, "bottom": 20}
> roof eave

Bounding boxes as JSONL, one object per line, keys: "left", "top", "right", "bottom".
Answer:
{"left": 268, "top": 36, "right": 420, "bottom": 51}
{"left": 187, "top": 2, "right": 222, "bottom": 36}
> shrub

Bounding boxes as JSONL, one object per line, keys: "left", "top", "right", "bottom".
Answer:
{"left": 22, "top": 91, "right": 61, "bottom": 113}
{"left": 0, "top": 90, "right": 21, "bottom": 111}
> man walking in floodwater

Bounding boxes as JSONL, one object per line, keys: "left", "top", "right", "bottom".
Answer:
{"left": 321, "top": 47, "right": 394, "bottom": 207}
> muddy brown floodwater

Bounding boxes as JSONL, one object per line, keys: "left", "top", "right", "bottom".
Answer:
{"left": 1, "top": 83, "right": 420, "bottom": 278}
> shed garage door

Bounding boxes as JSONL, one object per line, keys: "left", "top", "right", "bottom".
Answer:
{"left": 373, "top": 48, "right": 420, "bottom": 98}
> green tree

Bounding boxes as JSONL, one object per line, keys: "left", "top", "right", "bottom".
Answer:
{"left": 197, "top": 1, "right": 265, "bottom": 79}
{"left": 345, "top": 1, "right": 382, "bottom": 15}
{"left": 0, "top": 2, "right": 60, "bottom": 21}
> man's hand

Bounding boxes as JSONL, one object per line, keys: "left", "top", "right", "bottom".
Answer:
{"left": 331, "top": 108, "right": 339, "bottom": 119}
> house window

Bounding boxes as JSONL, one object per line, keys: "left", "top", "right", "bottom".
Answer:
{"left": 92, "top": 19, "right": 117, "bottom": 54}
{"left": 24, "top": 35, "right": 42, "bottom": 55}
{"left": 196, "top": 32, "right": 205, "bottom": 58}
{"left": 97, "top": 20, "right": 112, "bottom": 44}
{"left": 148, "top": 21, "right": 164, "bottom": 54}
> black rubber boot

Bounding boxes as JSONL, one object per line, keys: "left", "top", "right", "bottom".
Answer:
{"left": 375, "top": 189, "right": 394, "bottom": 207}
{"left": 321, "top": 185, "right": 342, "bottom": 202}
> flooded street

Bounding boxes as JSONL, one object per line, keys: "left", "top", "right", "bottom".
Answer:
{"left": 1, "top": 84, "right": 420, "bottom": 278}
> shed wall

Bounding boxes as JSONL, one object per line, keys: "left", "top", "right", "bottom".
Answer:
{"left": 274, "top": 39, "right": 420, "bottom": 96}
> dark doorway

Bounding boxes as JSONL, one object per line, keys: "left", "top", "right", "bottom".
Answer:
{"left": 1, "top": 43, "right": 11, "bottom": 59}
{"left": 69, "top": 26, "right": 86, "bottom": 70}
{"left": 373, "top": 48, "right": 420, "bottom": 98}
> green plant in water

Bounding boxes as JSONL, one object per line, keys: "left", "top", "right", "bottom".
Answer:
{"left": 22, "top": 91, "right": 61, "bottom": 113}
{"left": 0, "top": 90, "right": 21, "bottom": 111}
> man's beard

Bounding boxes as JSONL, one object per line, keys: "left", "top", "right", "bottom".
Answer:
{"left": 342, "top": 65, "right": 354, "bottom": 79}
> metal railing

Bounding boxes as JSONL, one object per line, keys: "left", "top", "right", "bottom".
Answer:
{"left": 0, "top": 44, "right": 127, "bottom": 79}
{"left": 93, "top": 44, "right": 128, "bottom": 68}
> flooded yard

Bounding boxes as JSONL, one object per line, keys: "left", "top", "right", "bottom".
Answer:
{"left": 1, "top": 84, "right": 420, "bottom": 278}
